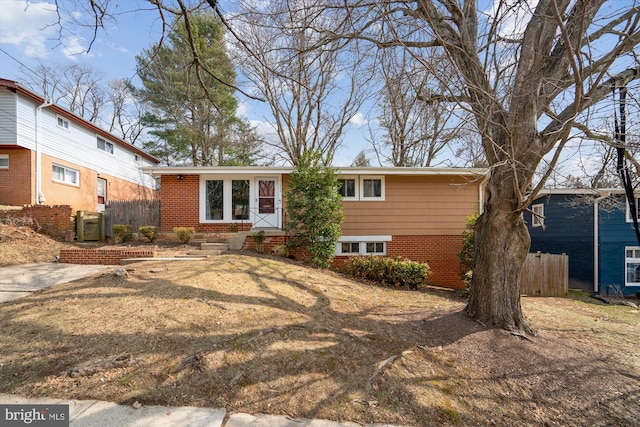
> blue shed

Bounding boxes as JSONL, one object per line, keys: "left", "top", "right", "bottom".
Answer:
{"left": 526, "top": 189, "right": 640, "bottom": 296}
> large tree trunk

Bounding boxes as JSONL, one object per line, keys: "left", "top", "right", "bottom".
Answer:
{"left": 466, "top": 180, "right": 534, "bottom": 334}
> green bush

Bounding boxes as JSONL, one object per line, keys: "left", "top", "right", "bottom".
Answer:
{"left": 345, "top": 256, "right": 431, "bottom": 290}
{"left": 252, "top": 230, "right": 266, "bottom": 253}
{"left": 112, "top": 224, "right": 133, "bottom": 244}
{"left": 458, "top": 213, "right": 479, "bottom": 289}
{"left": 138, "top": 226, "right": 157, "bottom": 243}
{"left": 173, "top": 226, "right": 195, "bottom": 244}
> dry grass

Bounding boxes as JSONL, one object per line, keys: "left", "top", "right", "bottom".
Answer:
{"left": 0, "top": 250, "right": 639, "bottom": 426}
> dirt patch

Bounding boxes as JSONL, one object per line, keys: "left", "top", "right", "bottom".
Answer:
{"left": 0, "top": 225, "right": 638, "bottom": 426}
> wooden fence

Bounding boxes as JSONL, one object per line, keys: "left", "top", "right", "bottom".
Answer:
{"left": 521, "top": 252, "right": 569, "bottom": 297}
{"left": 104, "top": 199, "right": 160, "bottom": 236}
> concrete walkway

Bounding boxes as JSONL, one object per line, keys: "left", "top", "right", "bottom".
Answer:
{"left": 0, "top": 263, "right": 111, "bottom": 303}
{"left": 0, "top": 394, "right": 401, "bottom": 426}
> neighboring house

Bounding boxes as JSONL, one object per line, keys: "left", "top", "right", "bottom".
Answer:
{"left": 526, "top": 188, "right": 640, "bottom": 296}
{"left": 140, "top": 166, "right": 488, "bottom": 288}
{"left": 0, "top": 78, "right": 159, "bottom": 212}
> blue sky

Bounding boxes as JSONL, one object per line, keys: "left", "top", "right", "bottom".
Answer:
{"left": 0, "top": 0, "right": 373, "bottom": 166}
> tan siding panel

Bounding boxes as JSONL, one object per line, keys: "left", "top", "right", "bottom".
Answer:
{"left": 341, "top": 175, "right": 481, "bottom": 236}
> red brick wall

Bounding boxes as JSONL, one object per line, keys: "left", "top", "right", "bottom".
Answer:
{"left": 2, "top": 204, "right": 75, "bottom": 241}
{"left": 0, "top": 148, "right": 33, "bottom": 205}
{"left": 59, "top": 248, "right": 155, "bottom": 265}
{"left": 387, "top": 235, "right": 464, "bottom": 288}
{"left": 160, "top": 174, "right": 253, "bottom": 233}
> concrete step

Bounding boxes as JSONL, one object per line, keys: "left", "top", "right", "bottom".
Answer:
{"left": 187, "top": 250, "right": 223, "bottom": 256}
{"left": 200, "top": 242, "right": 228, "bottom": 251}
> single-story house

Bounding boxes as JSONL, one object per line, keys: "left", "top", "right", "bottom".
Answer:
{"left": 141, "top": 166, "right": 488, "bottom": 288}
{"left": 526, "top": 188, "right": 640, "bottom": 296}
{"left": 0, "top": 78, "right": 159, "bottom": 212}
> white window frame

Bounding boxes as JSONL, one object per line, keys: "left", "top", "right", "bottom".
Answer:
{"left": 0, "top": 154, "right": 8, "bottom": 169}
{"left": 337, "top": 177, "right": 358, "bottom": 201}
{"left": 531, "top": 203, "right": 544, "bottom": 227}
{"left": 200, "top": 176, "right": 253, "bottom": 223}
{"left": 360, "top": 175, "right": 385, "bottom": 201}
{"left": 625, "top": 197, "right": 640, "bottom": 223}
{"left": 57, "top": 115, "right": 69, "bottom": 129}
{"left": 625, "top": 246, "right": 640, "bottom": 287}
{"left": 52, "top": 164, "right": 80, "bottom": 186}
{"left": 336, "top": 235, "right": 391, "bottom": 256}
{"left": 97, "top": 136, "right": 114, "bottom": 154}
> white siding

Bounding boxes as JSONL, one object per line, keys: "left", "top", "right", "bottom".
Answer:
{"left": 14, "top": 93, "right": 156, "bottom": 189}
{"left": 0, "top": 88, "right": 18, "bottom": 145}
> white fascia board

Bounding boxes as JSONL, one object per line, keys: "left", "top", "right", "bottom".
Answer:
{"left": 140, "top": 166, "right": 488, "bottom": 177}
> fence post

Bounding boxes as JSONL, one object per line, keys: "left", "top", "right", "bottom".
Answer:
{"left": 99, "top": 213, "right": 105, "bottom": 242}
{"left": 76, "top": 210, "right": 85, "bottom": 242}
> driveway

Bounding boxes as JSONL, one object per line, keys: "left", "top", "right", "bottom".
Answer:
{"left": 0, "top": 263, "right": 111, "bottom": 303}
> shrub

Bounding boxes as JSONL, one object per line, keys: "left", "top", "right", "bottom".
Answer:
{"left": 458, "top": 213, "right": 479, "bottom": 289}
{"left": 173, "top": 226, "right": 195, "bottom": 244}
{"left": 252, "top": 230, "right": 266, "bottom": 253}
{"left": 345, "top": 256, "right": 431, "bottom": 290}
{"left": 111, "top": 224, "right": 133, "bottom": 244}
{"left": 285, "top": 150, "right": 344, "bottom": 268}
{"left": 138, "top": 226, "right": 157, "bottom": 243}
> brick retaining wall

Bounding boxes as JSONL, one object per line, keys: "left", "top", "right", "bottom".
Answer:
{"left": 59, "top": 248, "right": 155, "bottom": 265}
{"left": 2, "top": 205, "right": 75, "bottom": 241}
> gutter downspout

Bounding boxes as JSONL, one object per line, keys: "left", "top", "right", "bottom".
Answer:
{"left": 593, "top": 191, "right": 610, "bottom": 294}
{"left": 35, "top": 100, "right": 52, "bottom": 204}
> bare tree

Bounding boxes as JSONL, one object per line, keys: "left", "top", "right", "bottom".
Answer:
{"left": 107, "top": 79, "right": 146, "bottom": 145}
{"left": 228, "top": 0, "right": 373, "bottom": 165}
{"left": 21, "top": 62, "right": 106, "bottom": 123}
{"left": 373, "top": 49, "right": 461, "bottom": 167}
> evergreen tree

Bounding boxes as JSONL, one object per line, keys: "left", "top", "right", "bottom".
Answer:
{"left": 286, "top": 151, "right": 344, "bottom": 268}
{"left": 136, "top": 12, "right": 259, "bottom": 166}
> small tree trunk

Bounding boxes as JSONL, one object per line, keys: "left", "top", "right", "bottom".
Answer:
{"left": 466, "top": 196, "right": 534, "bottom": 334}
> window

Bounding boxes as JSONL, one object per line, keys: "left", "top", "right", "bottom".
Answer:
{"left": 625, "top": 247, "right": 640, "bottom": 286}
{"left": 206, "top": 180, "right": 224, "bottom": 220}
{"left": 232, "top": 180, "right": 250, "bottom": 220}
{"left": 97, "top": 137, "right": 114, "bottom": 154}
{"left": 532, "top": 203, "right": 544, "bottom": 227}
{"left": 0, "top": 154, "right": 8, "bottom": 169}
{"left": 57, "top": 116, "right": 69, "bottom": 129}
{"left": 626, "top": 197, "right": 640, "bottom": 223}
{"left": 341, "top": 242, "right": 360, "bottom": 254}
{"left": 52, "top": 164, "right": 79, "bottom": 185}
{"left": 360, "top": 176, "right": 384, "bottom": 200}
{"left": 338, "top": 178, "right": 357, "bottom": 200}
{"left": 366, "top": 242, "right": 385, "bottom": 254}
{"left": 336, "top": 236, "right": 391, "bottom": 256}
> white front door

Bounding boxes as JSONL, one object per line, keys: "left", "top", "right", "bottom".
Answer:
{"left": 253, "top": 177, "right": 280, "bottom": 228}
{"left": 97, "top": 178, "right": 107, "bottom": 212}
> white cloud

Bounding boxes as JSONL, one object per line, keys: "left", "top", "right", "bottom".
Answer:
{"left": 0, "top": 0, "right": 59, "bottom": 58}
{"left": 349, "top": 112, "right": 368, "bottom": 127}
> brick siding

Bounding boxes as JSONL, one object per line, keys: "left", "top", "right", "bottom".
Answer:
{"left": 59, "top": 248, "right": 155, "bottom": 265}
{"left": 387, "top": 235, "right": 464, "bottom": 288}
